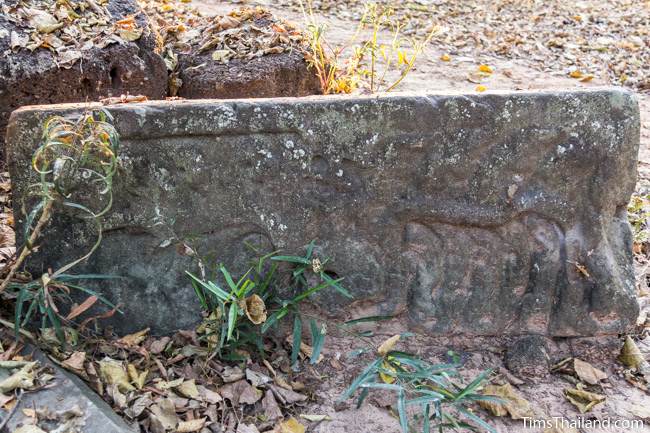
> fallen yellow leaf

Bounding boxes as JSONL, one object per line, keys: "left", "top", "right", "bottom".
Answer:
{"left": 476, "top": 85, "right": 487, "bottom": 92}
{"left": 564, "top": 388, "right": 605, "bottom": 413}
{"left": 569, "top": 70, "right": 583, "bottom": 79}
{"left": 127, "top": 364, "right": 148, "bottom": 390}
{"left": 479, "top": 383, "right": 534, "bottom": 419}
{"left": 379, "top": 360, "right": 397, "bottom": 384}
{"left": 478, "top": 64, "right": 493, "bottom": 73}
{"left": 440, "top": 53, "right": 451, "bottom": 62}
{"left": 99, "top": 359, "right": 135, "bottom": 392}
{"left": 118, "top": 328, "right": 149, "bottom": 346}
{"left": 276, "top": 417, "right": 306, "bottom": 433}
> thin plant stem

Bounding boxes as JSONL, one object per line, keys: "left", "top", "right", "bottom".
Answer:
{"left": 0, "top": 199, "right": 54, "bottom": 294}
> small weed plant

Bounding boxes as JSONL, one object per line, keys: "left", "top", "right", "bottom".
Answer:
{"left": 1, "top": 109, "right": 121, "bottom": 341}
{"left": 628, "top": 193, "right": 649, "bottom": 243}
{"left": 340, "top": 335, "right": 497, "bottom": 433}
{"left": 300, "top": 1, "right": 437, "bottom": 94}
{"left": 187, "top": 241, "right": 351, "bottom": 361}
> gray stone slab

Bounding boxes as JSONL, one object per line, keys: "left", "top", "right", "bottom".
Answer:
{"left": 6, "top": 89, "right": 641, "bottom": 336}
{"left": 1, "top": 346, "right": 137, "bottom": 433}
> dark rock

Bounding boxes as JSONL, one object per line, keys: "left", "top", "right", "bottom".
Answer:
{"left": 176, "top": 50, "right": 322, "bottom": 99}
{"left": 2, "top": 345, "right": 137, "bottom": 433}
{"left": 6, "top": 89, "right": 640, "bottom": 336}
{"left": 0, "top": 0, "right": 167, "bottom": 164}
{"left": 505, "top": 335, "right": 551, "bottom": 378}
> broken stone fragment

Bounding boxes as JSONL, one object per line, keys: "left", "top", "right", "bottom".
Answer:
{"left": 6, "top": 89, "right": 640, "bottom": 337}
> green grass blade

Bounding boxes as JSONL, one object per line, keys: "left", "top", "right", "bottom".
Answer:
{"left": 397, "top": 389, "right": 408, "bottom": 433}
{"left": 338, "top": 358, "right": 382, "bottom": 401}
{"left": 309, "top": 319, "right": 325, "bottom": 364}
{"left": 423, "top": 404, "right": 430, "bottom": 433}
{"left": 186, "top": 272, "right": 230, "bottom": 302}
{"left": 454, "top": 369, "right": 491, "bottom": 401}
{"left": 344, "top": 315, "right": 393, "bottom": 325}
{"left": 227, "top": 302, "right": 238, "bottom": 341}
{"left": 320, "top": 272, "right": 353, "bottom": 298}
{"left": 292, "top": 277, "right": 344, "bottom": 303}
{"left": 457, "top": 407, "right": 495, "bottom": 433}
{"left": 261, "top": 308, "right": 289, "bottom": 333}
{"left": 220, "top": 265, "right": 238, "bottom": 292}
{"left": 190, "top": 279, "right": 208, "bottom": 310}
{"left": 271, "top": 255, "right": 310, "bottom": 264}
{"left": 14, "top": 285, "right": 30, "bottom": 336}
{"left": 305, "top": 240, "right": 316, "bottom": 259}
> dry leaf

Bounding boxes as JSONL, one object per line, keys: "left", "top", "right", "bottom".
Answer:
{"left": 212, "top": 49, "right": 231, "bottom": 62}
{"left": 237, "top": 424, "right": 261, "bottom": 433}
{"left": 619, "top": 336, "right": 645, "bottom": 369}
{"left": 573, "top": 358, "right": 606, "bottom": 385}
{"left": 99, "top": 358, "right": 135, "bottom": 392}
{"left": 275, "top": 418, "right": 305, "bottom": 433}
{"left": 440, "top": 53, "right": 451, "bottom": 61}
{"left": 27, "top": 8, "right": 62, "bottom": 34}
{"left": 198, "top": 385, "right": 222, "bottom": 404}
{"left": 479, "top": 383, "right": 534, "bottom": 419}
{"left": 476, "top": 85, "right": 487, "bottom": 92}
{"left": 156, "top": 378, "right": 184, "bottom": 390}
{"left": 177, "top": 418, "right": 206, "bottom": 432}
{"left": 379, "top": 360, "right": 397, "bottom": 384}
{"left": 299, "top": 414, "right": 331, "bottom": 422}
{"left": 118, "top": 328, "right": 149, "bottom": 346}
{"left": 149, "top": 398, "right": 178, "bottom": 430}
{"left": 0, "top": 362, "right": 37, "bottom": 393}
{"left": 564, "top": 388, "right": 605, "bottom": 413}
{"left": 220, "top": 380, "right": 261, "bottom": 405}
{"left": 377, "top": 335, "right": 400, "bottom": 356}
{"left": 244, "top": 294, "right": 267, "bottom": 325}
{"left": 62, "top": 351, "right": 86, "bottom": 375}
{"left": 65, "top": 296, "right": 98, "bottom": 320}
{"left": 262, "top": 389, "right": 283, "bottom": 421}
{"left": 176, "top": 379, "right": 200, "bottom": 399}
{"left": 127, "top": 364, "right": 148, "bottom": 389}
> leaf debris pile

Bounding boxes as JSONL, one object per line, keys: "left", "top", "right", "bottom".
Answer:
{"left": 1, "top": 0, "right": 145, "bottom": 68}
{"left": 138, "top": 1, "right": 308, "bottom": 93}
{"left": 0, "top": 336, "right": 56, "bottom": 411}
{"left": 17, "top": 327, "right": 326, "bottom": 433}
{"left": 237, "top": 0, "right": 649, "bottom": 90}
{"left": 0, "top": 171, "right": 14, "bottom": 274}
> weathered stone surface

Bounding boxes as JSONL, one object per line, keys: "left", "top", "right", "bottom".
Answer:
{"left": 505, "top": 336, "right": 551, "bottom": 378}
{"left": 176, "top": 50, "right": 322, "bottom": 99}
{"left": 0, "top": 0, "right": 167, "bottom": 163}
{"left": 3, "top": 346, "right": 137, "bottom": 433}
{"left": 6, "top": 89, "right": 640, "bottom": 336}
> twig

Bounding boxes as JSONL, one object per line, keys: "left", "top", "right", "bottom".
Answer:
{"left": 0, "top": 390, "right": 23, "bottom": 432}
{"left": 0, "top": 200, "right": 54, "bottom": 294}
{"left": 0, "top": 317, "right": 37, "bottom": 343}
